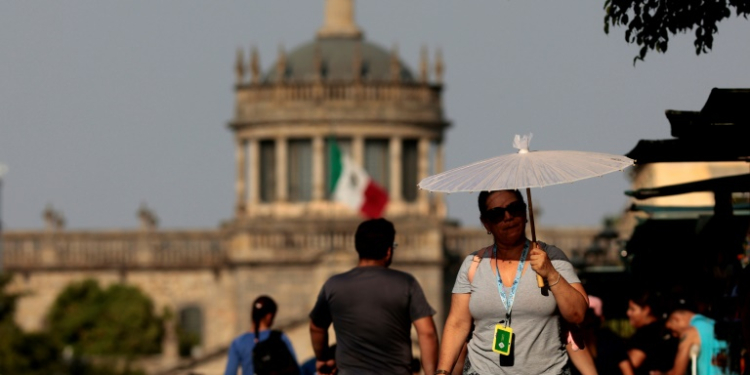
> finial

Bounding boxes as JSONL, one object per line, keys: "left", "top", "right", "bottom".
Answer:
{"left": 390, "top": 44, "right": 401, "bottom": 83}
{"left": 250, "top": 46, "right": 260, "bottom": 84}
{"left": 420, "top": 45, "right": 429, "bottom": 83}
{"left": 235, "top": 48, "right": 245, "bottom": 84}
{"left": 43, "top": 204, "right": 65, "bottom": 231}
{"left": 276, "top": 44, "right": 287, "bottom": 82}
{"left": 352, "top": 40, "right": 362, "bottom": 82}
{"left": 137, "top": 202, "right": 159, "bottom": 231}
{"left": 317, "top": 0, "right": 363, "bottom": 39}
{"left": 434, "top": 47, "right": 444, "bottom": 84}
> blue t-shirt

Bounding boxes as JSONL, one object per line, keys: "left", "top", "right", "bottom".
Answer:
{"left": 690, "top": 314, "right": 735, "bottom": 375}
{"left": 224, "top": 329, "right": 298, "bottom": 375}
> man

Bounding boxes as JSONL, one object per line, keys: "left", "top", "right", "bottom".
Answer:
{"left": 309, "top": 218, "right": 438, "bottom": 375}
{"left": 663, "top": 299, "right": 734, "bottom": 375}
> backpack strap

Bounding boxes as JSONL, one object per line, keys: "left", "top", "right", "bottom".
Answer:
{"left": 467, "top": 245, "right": 493, "bottom": 284}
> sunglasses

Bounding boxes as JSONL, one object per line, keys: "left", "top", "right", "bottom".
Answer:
{"left": 483, "top": 201, "right": 527, "bottom": 223}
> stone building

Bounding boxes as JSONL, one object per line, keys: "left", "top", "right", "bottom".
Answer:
{"left": 1, "top": 1, "right": 602, "bottom": 373}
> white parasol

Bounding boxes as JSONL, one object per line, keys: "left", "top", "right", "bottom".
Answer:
{"left": 418, "top": 134, "right": 635, "bottom": 286}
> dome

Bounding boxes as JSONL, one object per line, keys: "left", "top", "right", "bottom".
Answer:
{"left": 264, "top": 38, "right": 415, "bottom": 83}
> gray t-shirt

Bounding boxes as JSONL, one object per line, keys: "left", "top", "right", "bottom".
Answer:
{"left": 310, "top": 266, "right": 436, "bottom": 375}
{"left": 452, "top": 243, "right": 580, "bottom": 375}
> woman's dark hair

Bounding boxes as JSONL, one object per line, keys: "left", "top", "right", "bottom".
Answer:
{"left": 629, "top": 288, "right": 665, "bottom": 319}
{"left": 252, "top": 295, "right": 278, "bottom": 337}
{"left": 355, "top": 218, "right": 396, "bottom": 260}
{"left": 478, "top": 190, "right": 525, "bottom": 218}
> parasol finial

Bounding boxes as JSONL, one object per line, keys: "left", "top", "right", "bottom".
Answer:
{"left": 513, "top": 133, "right": 533, "bottom": 154}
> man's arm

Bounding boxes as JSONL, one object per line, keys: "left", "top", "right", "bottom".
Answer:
{"left": 309, "top": 321, "right": 335, "bottom": 375}
{"left": 413, "top": 315, "right": 438, "bottom": 375}
{"left": 627, "top": 348, "right": 647, "bottom": 369}
{"left": 665, "top": 328, "right": 699, "bottom": 375}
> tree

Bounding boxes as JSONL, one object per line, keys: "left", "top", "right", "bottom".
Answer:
{"left": 604, "top": 0, "right": 750, "bottom": 63}
{"left": 0, "top": 274, "right": 150, "bottom": 375}
{"left": 0, "top": 273, "right": 63, "bottom": 375}
{"left": 47, "top": 279, "right": 165, "bottom": 365}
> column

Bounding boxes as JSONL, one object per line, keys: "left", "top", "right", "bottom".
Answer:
{"left": 352, "top": 135, "right": 364, "bottom": 167}
{"left": 235, "top": 138, "right": 247, "bottom": 215}
{"left": 417, "top": 138, "right": 430, "bottom": 208}
{"left": 312, "top": 135, "right": 324, "bottom": 201}
{"left": 276, "top": 136, "right": 288, "bottom": 202}
{"left": 248, "top": 138, "right": 260, "bottom": 208}
{"left": 389, "top": 137, "right": 402, "bottom": 202}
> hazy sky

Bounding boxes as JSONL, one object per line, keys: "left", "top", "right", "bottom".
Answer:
{"left": 2, "top": 1, "right": 749, "bottom": 230}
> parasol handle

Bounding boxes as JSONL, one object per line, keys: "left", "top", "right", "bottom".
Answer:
{"left": 526, "top": 188, "right": 545, "bottom": 288}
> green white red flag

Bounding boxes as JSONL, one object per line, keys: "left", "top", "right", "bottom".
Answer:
{"left": 328, "top": 140, "right": 388, "bottom": 218}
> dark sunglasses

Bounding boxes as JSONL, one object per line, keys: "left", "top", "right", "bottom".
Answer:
{"left": 483, "top": 201, "right": 527, "bottom": 223}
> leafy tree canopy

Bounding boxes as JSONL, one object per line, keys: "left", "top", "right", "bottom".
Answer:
{"left": 604, "top": 0, "right": 750, "bottom": 63}
{"left": 47, "top": 279, "right": 165, "bottom": 359}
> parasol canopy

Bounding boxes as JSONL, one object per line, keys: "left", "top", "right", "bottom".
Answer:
{"left": 418, "top": 134, "right": 635, "bottom": 193}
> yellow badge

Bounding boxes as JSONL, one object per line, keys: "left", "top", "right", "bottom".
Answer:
{"left": 492, "top": 324, "right": 513, "bottom": 356}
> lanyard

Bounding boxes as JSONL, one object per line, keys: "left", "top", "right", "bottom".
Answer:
{"left": 493, "top": 240, "right": 529, "bottom": 320}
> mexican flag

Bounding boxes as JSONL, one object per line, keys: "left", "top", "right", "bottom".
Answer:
{"left": 329, "top": 140, "right": 389, "bottom": 218}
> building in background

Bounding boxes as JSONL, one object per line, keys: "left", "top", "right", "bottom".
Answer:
{"left": 1, "top": 1, "right": 603, "bottom": 373}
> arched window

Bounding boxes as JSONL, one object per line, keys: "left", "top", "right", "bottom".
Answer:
{"left": 401, "top": 139, "right": 418, "bottom": 202}
{"left": 365, "top": 139, "right": 390, "bottom": 191}
{"left": 259, "top": 140, "right": 276, "bottom": 202}
{"left": 177, "top": 306, "right": 203, "bottom": 358}
{"left": 288, "top": 139, "right": 312, "bottom": 201}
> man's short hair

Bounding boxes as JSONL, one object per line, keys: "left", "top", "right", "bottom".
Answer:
{"left": 355, "top": 218, "right": 395, "bottom": 260}
{"left": 667, "top": 295, "right": 698, "bottom": 315}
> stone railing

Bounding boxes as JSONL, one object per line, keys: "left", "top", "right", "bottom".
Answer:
{"left": 443, "top": 226, "right": 492, "bottom": 257}
{"left": 238, "top": 82, "right": 440, "bottom": 103}
{"left": 231, "top": 227, "right": 440, "bottom": 263}
{"left": 443, "top": 225, "right": 600, "bottom": 259}
{"left": 1, "top": 226, "right": 444, "bottom": 270}
{"left": 1, "top": 230, "right": 224, "bottom": 271}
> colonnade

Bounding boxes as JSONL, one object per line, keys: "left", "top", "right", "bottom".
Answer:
{"left": 234, "top": 134, "right": 445, "bottom": 216}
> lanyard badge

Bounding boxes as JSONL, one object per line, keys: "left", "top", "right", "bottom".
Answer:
{"left": 490, "top": 241, "right": 529, "bottom": 356}
{"left": 493, "top": 324, "right": 513, "bottom": 355}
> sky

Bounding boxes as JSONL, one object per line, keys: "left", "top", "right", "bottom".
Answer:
{"left": 1, "top": 1, "right": 749, "bottom": 231}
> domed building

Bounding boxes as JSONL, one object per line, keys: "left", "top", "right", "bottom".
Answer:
{"left": 221, "top": 0, "right": 452, "bottom": 368}
{"left": 229, "top": 1, "right": 448, "bottom": 221}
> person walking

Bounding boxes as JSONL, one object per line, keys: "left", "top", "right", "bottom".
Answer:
{"left": 309, "top": 218, "right": 439, "bottom": 375}
{"left": 437, "top": 189, "right": 589, "bottom": 375}
{"left": 224, "top": 295, "right": 299, "bottom": 375}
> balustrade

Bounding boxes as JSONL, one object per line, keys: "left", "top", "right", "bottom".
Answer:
{"left": 242, "top": 82, "right": 438, "bottom": 103}
{"left": 1, "top": 231, "right": 223, "bottom": 270}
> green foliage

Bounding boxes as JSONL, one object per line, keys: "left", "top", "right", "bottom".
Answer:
{"left": 603, "top": 0, "right": 750, "bottom": 63}
{"left": 0, "top": 274, "right": 62, "bottom": 374}
{"left": 0, "top": 274, "right": 153, "bottom": 375}
{"left": 47, "top": 279, "right": 165, "bottom": 359}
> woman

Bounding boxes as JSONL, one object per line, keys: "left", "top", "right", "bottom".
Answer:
{"left": 436, "top": 189, "right": 589, "bottom": 375}
{"left": 625, "top": 289, "right": 677, "bottom": 375}
{"left": 224, "top": 295, "right": 299, "bottom": 375}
